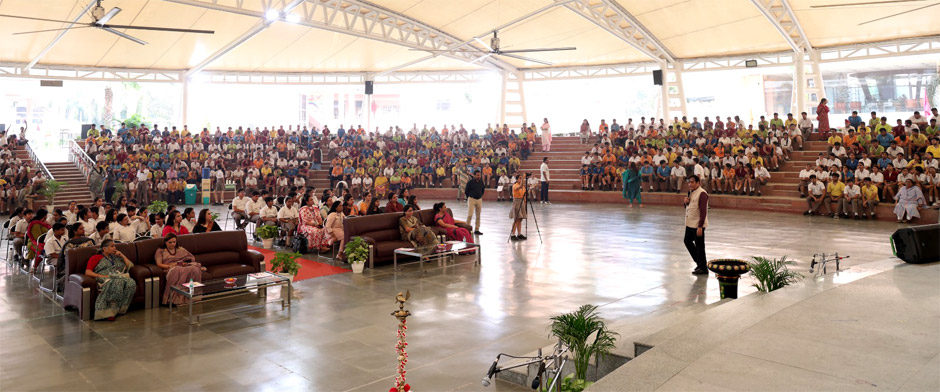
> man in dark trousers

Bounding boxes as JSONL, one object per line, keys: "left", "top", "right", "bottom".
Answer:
{"left": 684, "top": 175, "right": 709, "bottom": 274}
{"left": 465, "top": 170, "right": 485, "bottom": 235}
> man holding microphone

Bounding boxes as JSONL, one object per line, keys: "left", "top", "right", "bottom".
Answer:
{"left": 465, "top": 170, "right": 485, "bottom": 235}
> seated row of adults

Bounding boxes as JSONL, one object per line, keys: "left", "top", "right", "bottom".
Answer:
{"left": 342, "top": 203, "right": 473, "bottom": 266}
{"left": 63, "top": 230, "right": 263, "bottom": 321}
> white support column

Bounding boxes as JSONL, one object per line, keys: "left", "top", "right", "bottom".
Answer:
{"left": 499, "top": 72, "right": 508, "bottom": 124}
{"left": 659, "top": 62, "right": 686, "bottom": 118}
{"left": 501, "top": 72, "right": 527, "bottom": 129}
{"left": 794, "top": 53, "right": 805, "bottom": 115}
{"left": 181, "top": 74, "right": 189, "bottom": 126}
{"left": 792, "top": 50, "right": 825, "bottom": 115}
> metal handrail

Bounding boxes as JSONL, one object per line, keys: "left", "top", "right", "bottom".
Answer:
{"left": 69, "top": 139, "right": 103, "bottom": 198}
{"left": 24, "top": 142, "right": 54, "bottom": 181}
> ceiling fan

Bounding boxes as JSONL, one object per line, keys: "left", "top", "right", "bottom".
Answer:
{"left": 809, "top": 0, "right": 940, "bottom": 25}
{"left": 0, "top": 0, "right": 214, "bottom": 45}
{"left": 411, "top": 31, "right": 576, "bottom": 66}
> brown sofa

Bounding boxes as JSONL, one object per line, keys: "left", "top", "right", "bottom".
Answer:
{"left": 342, "top": 208, "right": 471, "bottom": 268}
{"left": 64, "top": 231, "right": 264, "bottom": 320}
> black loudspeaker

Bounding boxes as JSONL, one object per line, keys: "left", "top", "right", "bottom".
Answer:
{"left": 81, "top": 124, "right": 95, "bottom": 139}
{"left": 0, "top": 124, "right": 5, "bottom": 133}
{"left": 652, "top": 70, "right": 663, "bottom": 86}
{"left": 365, "top": 81, "right": 373, "bottom": 95}
{"left": 891, "top": 224, "right": 939, "bottom": 264}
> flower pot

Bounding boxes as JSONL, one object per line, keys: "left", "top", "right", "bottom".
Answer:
{"left": 277, "top": 272, "right": 295, "bottom": 282}
{"left": 262, "top": 238, "right": 274, "bottom": 249}
{"left": 351, "top": 262, "right": 365, "bottom": 273}
{"left": 706, "top": 259, "right": 750, "bottom": 299}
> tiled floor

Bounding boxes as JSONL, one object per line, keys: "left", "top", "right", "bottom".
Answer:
{"left": 0, "top": 201, "right": 907, "bottom": 391}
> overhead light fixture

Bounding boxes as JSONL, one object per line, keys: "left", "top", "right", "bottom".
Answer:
{"left": 745, "top": 60, "right": 758, "bottom": 68}
{"left": 265, "top": 10, "right": 280, "bottom": 21}
{"left": 286, "top": 13, "right": 301, "bottom": 23}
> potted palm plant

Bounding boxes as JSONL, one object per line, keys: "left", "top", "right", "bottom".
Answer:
{"left": 40, "top": 180, "right": 67, "bottom": 210}
{"left": 548, "top": 304, "right": 618, "bottom": 390}
{"left": 255, "top": 225, "right": 279, "bottom": 249}
{"left": 748, "top": 255, "right": 802, "bottom": 293}
{"left": 344, "top": 236, "right": 369, "bottom": 273}
{"left": 269, "top": 251, "right": 301, "bottom": 282}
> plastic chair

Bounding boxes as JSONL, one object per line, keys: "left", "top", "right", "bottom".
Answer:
{"left": 224, "top": 204, "right": 233, "bottom": 230}
{"left": 30, "top": 233, "right": 46, "bottom": 282}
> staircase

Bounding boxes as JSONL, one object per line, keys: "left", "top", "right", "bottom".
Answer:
{"left": 520, "top": 136, "right": 588, "bottom": 190}
{"left": 42, "top": 162, "right": 95, "bottom": 208}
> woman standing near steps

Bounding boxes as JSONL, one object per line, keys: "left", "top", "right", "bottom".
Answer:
{"left": 622, "top": 162, "right": 643, "bottom": 208}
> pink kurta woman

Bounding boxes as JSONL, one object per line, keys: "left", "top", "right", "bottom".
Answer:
{"left": 433, "top": 202, "right": 473, "bottom": 243}
{"left": 541, "top": 118, "right": 552, "bottom": 152}
{"left": 816, "top": 98, "right": 830, "bottom": 135}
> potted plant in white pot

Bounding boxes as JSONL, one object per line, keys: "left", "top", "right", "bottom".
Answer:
{"left": 269, "top": 251, "right": 302, "bottom": 299}
{"left": 269, "top": 251, "right": 301, "bottom": 282}
{"left": 344, "top": 236, "right": 369, "bottom": 273}
{"left": 255, "top": 225, "right": 279, "bottom": 249}
{"left": 40, "top": 180, "right": 67, "bottom": 210}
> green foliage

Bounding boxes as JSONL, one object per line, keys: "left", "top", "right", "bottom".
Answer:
{"left": 344, "top": 237, "right": 369, "bottom": 264}
{"left": 122, "top": 113, "right": 146, "bottom": 129}
{"left": 748, "top": 255, "right": 803, "bottom": 293}
{"left": 255, "top": 224, "right": 280, "bottom": 239}
{"left": 270, "top": 251, "right": 301, "bottom": 276}
{"left": 111, "top": 182, "right": 125, "bottom": 203}
{"left": 148, "top": 200, "right": 168, "bottom": 215}
{"left": 40, "top": 180, "right": 67, "bottom": 205}
{"left": 549, "top": 304, "right": 619, "bottom": 381}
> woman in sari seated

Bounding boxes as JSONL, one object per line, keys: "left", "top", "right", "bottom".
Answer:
{"left": 155, "top": 233, "right": 205, "bottom": 305}
{"left": 85, "top": 239, "right": 136, "bottom": 321}
{"left": 298, "top": 195, "right": 332, "bottom": 253}
{"left": 432, "top": 202, "right": 473, "bottom": 243}
{"left": 893, "top": 178, "right": 927, "bottom": 223}
{"left": 399, "top": 205, "right": 438, "bottom": 249}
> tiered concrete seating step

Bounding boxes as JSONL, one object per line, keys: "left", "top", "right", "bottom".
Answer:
{"left": 587, "top": 259, "right": 936, "bottom": 391}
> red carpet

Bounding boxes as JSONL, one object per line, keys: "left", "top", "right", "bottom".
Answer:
{"left": 248, "top": 245, "right": 350, "bottom": 282}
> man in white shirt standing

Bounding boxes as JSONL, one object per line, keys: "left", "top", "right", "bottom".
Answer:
{"left": 277, "top": 198, "right": 299, "bottom": 246}
{"left": 539, "top": 157, "right": 551, "bottom": 204}
{"left": 231, "top": 189, "right": 251, "bottom": 230}
{"left": 137, "top": 167, "right": 151, "bottom": 206}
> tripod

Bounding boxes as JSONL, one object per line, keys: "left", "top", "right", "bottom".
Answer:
{"left": 524, "top": 181, "right": 543, "bottom": 243}
{"left": 508, "top": 179, "right": 543, "bottom": 243}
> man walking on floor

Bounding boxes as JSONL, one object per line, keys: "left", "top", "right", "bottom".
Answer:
{"left": 684, "top": 175, "right": 709, "bottom": 275}
{"left": 540, "top": 157, "right": 551, "bottom": 204}
{"left": 465, "top": 170, "right": 485, "bottom": 235}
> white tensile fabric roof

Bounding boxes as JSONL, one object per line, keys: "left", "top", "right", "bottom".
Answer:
{"left": 0, "top": 0, "right": 937, "bottom": 73}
